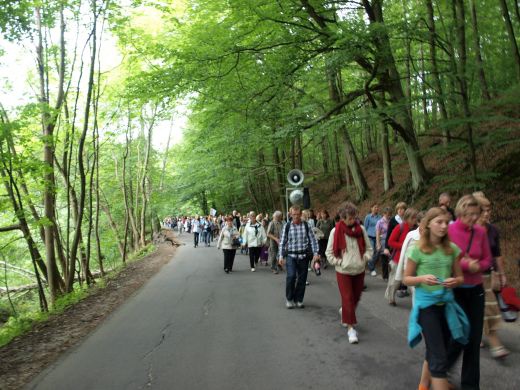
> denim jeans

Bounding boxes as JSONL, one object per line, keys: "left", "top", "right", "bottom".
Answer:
{"left": 193, "top": 232, "right": 199, "bottom": 247}
{"left": 285, "top": 255, "right": 309, "bottom": 303}
{"left": 367, "top": 236, "right": 379, "bottom": 271}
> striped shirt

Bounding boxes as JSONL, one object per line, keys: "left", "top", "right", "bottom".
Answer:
{"left": 278, "top": 221, "right": 319, "bottom": 259}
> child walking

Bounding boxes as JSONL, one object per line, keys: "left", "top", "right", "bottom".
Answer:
{"left": 404, "top": 208, "right": 468, "bottom": 390}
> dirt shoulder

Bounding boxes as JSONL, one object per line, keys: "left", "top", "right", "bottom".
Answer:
{"left": 0, "top": 231, "right": 179, "bottom": 390}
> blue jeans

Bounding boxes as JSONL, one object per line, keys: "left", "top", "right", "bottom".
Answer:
{"left": 285, "top": 256, "right": 309, "bottom": 303}
{"left": 367, "top": 236, "right": 379, "bottom": 271}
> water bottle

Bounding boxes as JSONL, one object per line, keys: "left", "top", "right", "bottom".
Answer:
{"left": 314, "top": 261, "right": 321, "bottom": 276}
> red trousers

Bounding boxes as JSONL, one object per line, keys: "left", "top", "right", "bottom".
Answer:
{"left": 337, "top": 272, "right": 365, "bottom": 326}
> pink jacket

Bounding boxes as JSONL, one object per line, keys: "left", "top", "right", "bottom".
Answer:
{"left": 448, "top": 219, "right": 492, "bottom": 286}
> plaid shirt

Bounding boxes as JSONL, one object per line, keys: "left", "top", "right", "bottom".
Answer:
{"left": 278, "top": 221, "right": 319, "bottom": 259}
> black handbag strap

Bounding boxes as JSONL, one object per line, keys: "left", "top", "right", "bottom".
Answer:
{"left": 465, "top": 228, "right": 475, "bottom": 255}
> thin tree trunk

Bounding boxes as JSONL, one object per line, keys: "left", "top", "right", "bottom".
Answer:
{"left": 420, "top": 44, "right": 430, "bottom": 130}
{"left": 362, "top": 0, "right": 430, "bottom": 190}
{"left": 67, "top": 0, "right": 98, "bottom": 290}
{"left": 499, "top": 0, "right": 520, "bottom": 81}
{"left": 402, "top": 0, "right": 413, "bottom": 122}
{"left": 514, "top": 0, "right": 520, "bottom": 25}
{"left": 469, "top": 0, "right": 491, "bottom": 100}
{"left": 159, "top": 125, "right": 172, "bottom": 191}
{"left": 320, "top": 133, "right": 330, "bottom": 174}
{"left": 333, "top": 129, "right": 344, "bottom": 187}
{"left": 454, "top": 0, "right": 478, "bottom": 182}
{"left": 36, "top": 6, "right": 65, "bottom": 302}
{"left": 100, "top": 196, "right": 125, "bottom": 258}
{"left": 140, "top": 106, "right": 156, "bottom": 247}
{"left": 327, "top": 67, "right": 368, "bottom": 200}
{"left": 381, "top": 123, "right": 394, "bottom": 192}
{"left": 121, "top": 131, "right": 130, "bottom": 264}
{"left": 273, "top": 144, "right": 285, "bottom": 214}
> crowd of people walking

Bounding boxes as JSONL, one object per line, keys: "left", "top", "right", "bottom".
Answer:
{"left": 164, "top": 190, "right": 517, "bottom": 390}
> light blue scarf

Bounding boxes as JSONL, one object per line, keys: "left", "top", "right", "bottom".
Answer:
{"left": 408, "top": 287, "right": 470, "bottom": 348}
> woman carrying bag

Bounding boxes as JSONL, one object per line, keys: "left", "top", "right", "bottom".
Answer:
{"left": 217, "top": 216, "right": 241, "bottom": 273}
{"left": 445, "top": 195, "right": 492, "bottom": 390}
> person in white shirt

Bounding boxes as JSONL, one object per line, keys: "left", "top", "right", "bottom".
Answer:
{"left": 192, "top": 217, "right": 201, "bottom": 248}
{"left": 241, "top": 211, "right": 267, "bottom": 272}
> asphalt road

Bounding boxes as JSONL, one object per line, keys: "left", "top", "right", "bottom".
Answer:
{"left": 29, "top": 233, "right": 520, "bottom": 390}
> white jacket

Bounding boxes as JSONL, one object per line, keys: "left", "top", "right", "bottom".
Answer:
{"left": 217, "top": 226, "right": 240, "bottom": 250}
{"left": 241, "top": 222, "right": 267, "bottom": 248}
{"left": 395, "top": 228, "right": 421, "bottom": 282}
{"left": 325, "top": 226, "right": 373, "bottom": 275}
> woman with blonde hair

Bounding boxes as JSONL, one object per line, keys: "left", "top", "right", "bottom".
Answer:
{"left": 404, "top": 207, "right": 467, "bottom": 390}
{"left": 473, "top": 193, "right": 509, "bottom": 358}
{"left": 445, "top": 195, "right": 492, "bottom": 389}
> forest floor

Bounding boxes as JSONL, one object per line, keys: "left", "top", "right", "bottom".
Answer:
{"left": 0, "top": 230, "right": 179, "bottom": 390}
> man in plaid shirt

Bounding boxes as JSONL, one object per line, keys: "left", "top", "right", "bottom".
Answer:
{"left": 278, "top": 205, "right": 320, "bottom": 309}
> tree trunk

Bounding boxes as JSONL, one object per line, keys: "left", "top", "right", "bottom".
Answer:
{"left": 454, "top": 0, "right": 478, "bottom": 182}
{"left": 514, "top": 0, "right": 520, "bottom": 25}
{"left": 327, "top": 67, "right": 368, "bottom": 200}
{"left": 101, "top": 199, "right": 125, "bottom": 258}
{"left": 36, "top": 7, "right": 65, "bottom": 302}
{"left": 340, "top": 125, "right": 368, "bottom": 201}
{"left": 381, "top": 123, "right": 394, "bottom": 192}
{"left": 499, "top": 0, "right": 520, "bottom": 81}
{"left": 333, "top": 129, "right": 344, "bottom": 187}
{"left": 420, "top": 44, "right": 430, "bottom": 130}
{"left": 469, "top": 0, "right": 491, "bottom": 100}
{"left": 401, "top": 0, "right": 413, "bottom": 122}
{"left": 362, "top": 0, "right": 430, "bottom": 190}
{"left": 67, "top": 0, "right": 98, "bottom": 290}
{"left": 320, "top": 133, "right": 330, "bottom": 174}
{"left": 272, "top": 130, "right": 286, "bottom": 214}
{"left": 140, "top": 107, "right": 156, "bottom": 248}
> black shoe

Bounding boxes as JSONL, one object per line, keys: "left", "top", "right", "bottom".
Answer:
{"left": 363, "top": 284, "right": 367, "bottom": 291}
{"left": 225, "top": 269, "right": 229, "bottom": 273}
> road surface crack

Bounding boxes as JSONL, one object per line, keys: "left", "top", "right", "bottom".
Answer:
{"left": 202, "top": 296, "right": 213, "bottom": 317}
{"left": 142, "top": 321, "right": 174, "bottom": 360}
{"left": 140, "top": 321, "right": 173, "bottom": 388}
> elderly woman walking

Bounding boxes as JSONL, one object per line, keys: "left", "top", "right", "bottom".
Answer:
{"left": 242, "top": 211, "right": 267, "bottom": 272}
{"left": 217, "top": 216, "right": 240, "bottom": 273}
{"left": 267, "top": 211, "right": 283, "bottom": 274}
{"left": 326, "top": 202, "right": 372, "bottom": 344}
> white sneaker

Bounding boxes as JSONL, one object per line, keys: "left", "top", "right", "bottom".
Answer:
{"left": 296, "top": 302, "right": 305, "bottom": 309}
{"left": 251, "top": 268, "right": 256, "bottom": 272}
{"left": 370, "top": 270, "right": 377, "bottom": 277}
{"left": 286, "top": 300, "right": 295, "bottom": 309}
{"left": 347, "top": 328, "right": 358, "bottom": 344}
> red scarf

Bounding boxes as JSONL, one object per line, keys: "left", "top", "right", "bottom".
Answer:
{"left": 333, "top": 220, "right": 366, "bottom": 258}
